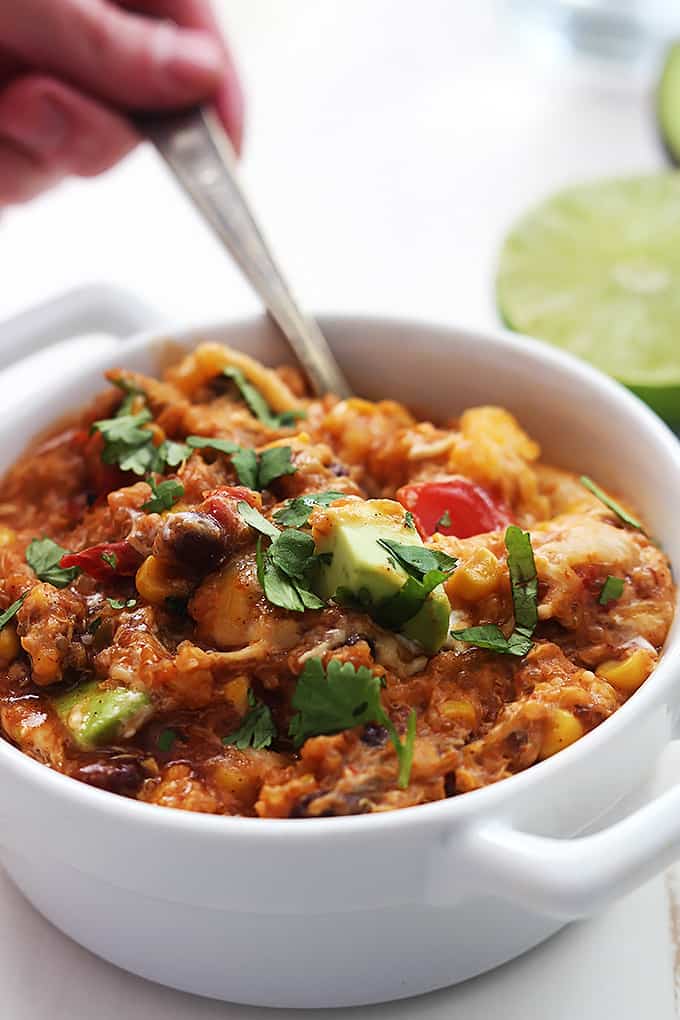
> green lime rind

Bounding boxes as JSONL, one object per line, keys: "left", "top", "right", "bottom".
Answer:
{"left": 658, "top": 42, "right": 680, "bottom": 168}
{"left": 497, "top": 174, "right": 680, "bottom": 425}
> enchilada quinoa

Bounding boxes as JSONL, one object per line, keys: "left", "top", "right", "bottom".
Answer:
{"left": 0, "top": 343, "right": 673, "bottom": 817}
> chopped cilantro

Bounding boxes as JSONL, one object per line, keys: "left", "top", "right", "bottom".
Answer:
{"left": 186, "top": 436, "right": 296, "bottom": 491}
{"left": 256, "top": 537, "right": 325, "bottom": 613}
{"left": 599, "top": 575, "right": 624, "bottom": 606}
{"left": 92, "top": 394, "right": 188, "bottom": 476}
{"left": 107, "top": 598, "right": 137, "bottom": 610}
{"left": 112, "top": 377, "right": 144, "bottom": 417}
{"left": 237, "top": 501, "right": 280, "bottom": 540}
{"left": 404, "top": 511, "right": 416, "bottom": 530}
{"left": 435, "top": 510, "right": 452, "bottom": 530}
{"left": 376, "top": 539, "right": 457, "bottom": 580}
{"left": 223, "top": 688, "right": 277, "bottom": 750}
{"left": 452, "top": 526, "right": 538, "bottom": 658}
{"left": 231, "top": 447, "right": 259, "bottom": 488}
{"left": 186, "top": 436, "right": 240, "bottom": 456}
{"left": 450, "top": 623, "right": 533, "bottom": 657}
{"left": 87, "top": 616, "right": 103, "bottom": 635}
{"left": 335, "top": 539, "right": 456, "bottom": 632}
{"left": 0, "top": 595, "right": 25, "bottom": 631}
{"left": 26, "top": 538, "right": 80, "bottom": 588}
{"left": 273, "top": 491, "right": 345, "bottom": 528}
{"left": 157, "top": 440, "right": 191, "bottom": 468}
{"left": 157, "top": 728, "right": 177, "bottom": 752}
{"left": 101, "top": 551, "right": 118, "bottom": 570}
{"left": 505, "top": 525, "right": 538, "bottom": 633}
{"left": 580, "top": 476, "right": 644, "bottom": 532}
{"left": 222, "top": 366, "right": 306, "bottom": 428}
{"left": 141, "top": 477, "right": 184, "bottom": 513}
{"left": 289, "top": 658, "right": 416, "bottom": 788}
{"left": 258, "top": 447, "right": 296, "bottom": 489}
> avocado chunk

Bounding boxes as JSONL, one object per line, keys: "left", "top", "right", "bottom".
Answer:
{"left": 313, "top": 499, "right": 451, "bottom": 653}
{"left": 53, "top": 681, "right": 153, "bottom": 750}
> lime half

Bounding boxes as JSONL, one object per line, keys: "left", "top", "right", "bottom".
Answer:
{"left": 658, "top": 42, "right": 680, "bottom": 167}
{"left": 497, "top": 174, "right": 680, "bottom": 426}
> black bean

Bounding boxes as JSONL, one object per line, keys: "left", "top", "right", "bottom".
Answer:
{"left": 73, "top": 757, "right": 145, "bottom": 796}
{"left": 361, "top": 723, "right": 388, "bottom": 747}
{"left": 155, "top": 512, "right": 226, "bottom": 574}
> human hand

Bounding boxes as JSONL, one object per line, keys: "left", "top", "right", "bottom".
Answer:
{"left": 0, "top": 0, "right": 243, "bottom": 205}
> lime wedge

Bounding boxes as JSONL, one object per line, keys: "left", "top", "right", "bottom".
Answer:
{"left": 497, "top": 174, "right": 680, "bottom": 426}
{"left": 658, "top": 43, "right": 680, "bottom": 166}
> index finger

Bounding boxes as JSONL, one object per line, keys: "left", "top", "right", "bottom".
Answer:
{"left": 119, "top": 0, "right": 244, "bottom": 152}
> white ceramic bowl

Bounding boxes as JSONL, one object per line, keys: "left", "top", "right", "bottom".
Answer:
{"left": 1, "top": 288, "right": 680, "bottom": 1009}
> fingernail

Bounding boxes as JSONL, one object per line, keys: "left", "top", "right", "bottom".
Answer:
{"left": 7, "top": 93, "right": 69, "bottom": 156}
{"left": 163, "top": 32, "right": 224, "bottom": 89}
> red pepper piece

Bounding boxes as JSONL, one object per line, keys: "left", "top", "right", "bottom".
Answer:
{"left": 396, "top": 477, "right": 512, "bottom": 540}
{"left": 59, "top": 541, "right": 142, "bottom": 581}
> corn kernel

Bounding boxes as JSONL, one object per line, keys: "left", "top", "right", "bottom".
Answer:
{"left": 135, "top": 556, "right": 189, "bottom": 605}
{"left": 0, "top": 525, "right": 15, "bottom": 548}
{"left": 596, "top": 648, "right": 653, "bottom": 695}
{"left": 539, "top": 708, "right": 584, "bottom": 760}
{"left": 225, "top": 677, "right": 250, "bottom": 717}
{"left": 447, "top": 547, "right": 501, "bottom": 602}
{"left": 0, "top": 624, "right": 20, "bottom": 665}
{"left": 440, "top": 699, "right": 477, "bottom": 728}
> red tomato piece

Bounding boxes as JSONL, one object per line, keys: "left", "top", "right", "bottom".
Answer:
{"left": 396, "top": 477, "right": 511, "bottom": 539}
{"left": 60, "top": 541, "right": 142, "bottom": 581}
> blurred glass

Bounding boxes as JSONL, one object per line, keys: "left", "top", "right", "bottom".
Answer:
{"left": 509, "top": 0, "right": 680, "bottom": 66}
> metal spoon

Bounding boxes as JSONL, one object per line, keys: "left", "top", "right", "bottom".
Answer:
{"left": 134, "top": 106, "right": 352, "bottom": 399}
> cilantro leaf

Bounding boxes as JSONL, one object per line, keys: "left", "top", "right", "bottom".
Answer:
{"left": 231, "top": 447, "right": 259, "bottom": 489}
{"left": 580, "top": 476, "right": 644, "bottom": 532}
{"left": 451, "top": 623, "right": 533, "bottom": 657}
{"left": 334, "top": 539, "right": 455, "bottom": 634}
{"left": 237, "top": 501, "right": 281, "bottom": 540}
{"left": 107, "top": 598, "right": 137, "bottom": 610}
{"left": 269, "top": 530, "right": 316, "bottom": 580}
{"left": 223, "top": 688, "right": 277, "bottom": 750}
{"left": 223, "top": 366, "right": 306, "bottom": 429}
{"left": 289, "top": 658, "right": 416, "bottom": 788}
{"left": 26, "top": 538, "right": 80, "bottom": 588}
{"left": 257, "top": 447, "right": 296, "bottom": 489}
{"left": 101, "top": 551, "right": 118, "bottom": 570}
{"left": 451, "top": 526, "right": 538, "bottom": 658}
{"left": 186, "top": 436, "right": 295, "bottom": 491}
{"left": 505, "top": 525, "right": 538, "bottom": 633}
{"left": 157, "top": 728, "right": 178, "bottom": 752}
{"left": 273, "top": 491, "right": 345, "bottom": 528}
{"left": 404, "top": 511, "right": 416, "bottom": 530}
{"left": 289, "top": 658, "right": 382, "bottom": 745}
{"left": 435, "top": 510, "right": 452, "bottom": 530}
{"left": 599, "top": 575, "right": 624, "bottom": 605}
{"left": 92, "top": 408, "right": 155, "bottom": 476}
{"left": 372, "top": 569, "right": 449, "bottom": 629}
{"left": 142, "top": 477, "right": 184, "bottom": 514}
{"left": 112, "top": 377, "right": 145, "bottom": 417}
{"left": 186, "top": 436, "right": 240, "bottom": 456}
{"left": 156, "top": 440, "right": 191, "bottom": 468}
{"left": 377, "top": 539, "right": 457, "bottom": 581}
{"left": 0, "top": 595, "right": 25, "bottom": 631}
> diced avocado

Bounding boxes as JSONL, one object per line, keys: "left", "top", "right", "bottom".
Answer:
{"left": 313, "top": 499, "right": 451, "bottom": 654}
{"left": 53, "top": 681, "right": 153, "bottom": 750}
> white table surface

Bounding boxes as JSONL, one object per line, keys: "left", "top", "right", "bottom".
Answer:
{"left": 1, "top": 2, "right": 679, "bottom": 1016}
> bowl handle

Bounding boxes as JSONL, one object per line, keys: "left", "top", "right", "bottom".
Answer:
{"left": 0, "top": 284, "right": 161, "bottom": 369}
{"left": 458, "top": 783, "right": 680, "bottom": 920}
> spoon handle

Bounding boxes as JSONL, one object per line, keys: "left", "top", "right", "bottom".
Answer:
{"left": 135, "top": 106, "right": 352, "bottom": 398}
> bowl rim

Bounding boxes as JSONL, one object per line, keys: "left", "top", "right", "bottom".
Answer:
{"left": 1, "top": 309, "right": 679, "bottom": 841}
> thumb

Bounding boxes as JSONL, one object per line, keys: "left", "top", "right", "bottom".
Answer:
{"left": 0, "top": 0, "right": 225, "bottom": 109}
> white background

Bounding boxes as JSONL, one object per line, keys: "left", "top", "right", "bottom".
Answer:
{"left": 1, "top": 2, "right": 680, "bottom": 1017}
